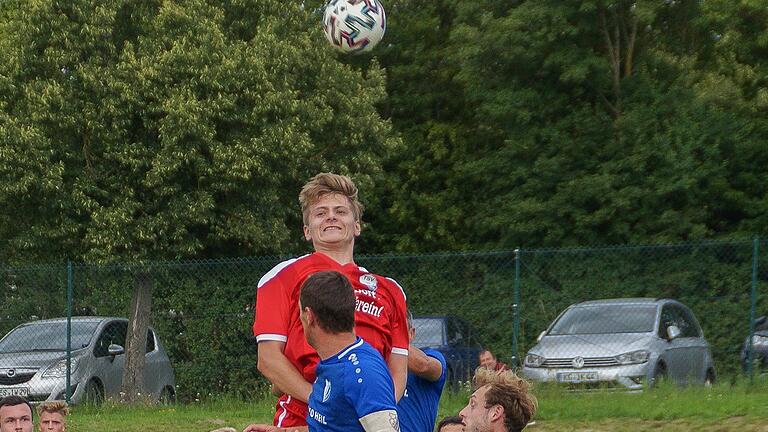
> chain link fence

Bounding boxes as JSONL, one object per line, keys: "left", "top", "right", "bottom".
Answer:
{"left": 0, "top": 238, "right": 764, "bottom": 403}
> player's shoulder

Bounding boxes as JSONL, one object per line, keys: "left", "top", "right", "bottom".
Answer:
{"left": 356, "top": 266, "right": 407, "bottom": 301}
{"left": 257, "top": 254, "right": 314, "bottom": 288}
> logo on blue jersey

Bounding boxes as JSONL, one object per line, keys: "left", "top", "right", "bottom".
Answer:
{"left": 322, "top": 379, "right": 331, "bottom": 402}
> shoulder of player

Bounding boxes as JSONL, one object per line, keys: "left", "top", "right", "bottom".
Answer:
{"left": 363, "top": 272, "right": 407, "bottom": 301}
{"left": 257, "top": 254, "right": 314, "bottom": 288}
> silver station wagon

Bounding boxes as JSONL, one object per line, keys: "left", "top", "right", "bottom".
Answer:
{"left": 522, "top": 298, "right": 716, "bottom": 390}
{"left": 0, "top": 317, "right": 176, "bottom": 404}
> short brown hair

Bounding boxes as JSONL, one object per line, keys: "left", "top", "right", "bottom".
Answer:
{"left": 0, "top": 395, "right": 33, "bottom": 420}
{"left": 473, "top": 368, "right": 537, "bottom": 432}
{"left": 299, "top": 173, "right": 364, "bottom": 225}
{"left": 300, "top": 271, "right": 356, "bottom": 333}
{"left": 436, "top": 415, "right": 463, "bottom": 431}
{"left": 37, "top": 400, "right": 69, "bottom": 417}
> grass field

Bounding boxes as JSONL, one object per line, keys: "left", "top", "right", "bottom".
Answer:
{"left": 65, "top": 381, "right": 768, "bottom": 431}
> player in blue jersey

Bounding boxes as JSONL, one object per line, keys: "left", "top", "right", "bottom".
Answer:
{"left": 396, "top": 313, "right": 446, "bottom": 432}
{"left": 244, "top": 271, "right": 400, "bottom": 432}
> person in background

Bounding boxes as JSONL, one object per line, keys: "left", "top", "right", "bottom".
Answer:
{"left": 37, "top": 401, "right": 68, "bottom": 432}
{"left": 0, "top": 396, "right": 33, "bottom": 432}
{"left": 478, "top": 350, "right": 508, "bottom": 372}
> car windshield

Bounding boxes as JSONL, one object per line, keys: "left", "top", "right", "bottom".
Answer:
{"left": 412, "top": 318, "right": 444, "bottom": 348}
{"left": 549, "top": 304, "right": 657, "bottom": 335}
{"left": 0, "top": 321, "right": 100, "bottom": 353}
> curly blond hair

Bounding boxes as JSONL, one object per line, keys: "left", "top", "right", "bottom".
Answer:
{"left": 472, "top": 368, "right": 537, "bottom": 432}
{"left": 299, "top": 173, "right": 364, "bottom": 225}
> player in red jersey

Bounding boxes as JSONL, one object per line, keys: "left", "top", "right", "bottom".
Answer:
{"left": 253, "top": 173, "right": 409, "bottom": 428}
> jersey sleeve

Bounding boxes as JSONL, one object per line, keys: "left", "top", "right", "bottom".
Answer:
{"left": 344, "top": 356, "right": 397, "bottom": 418}
{"left": 427, "top": 350, "right": 448, "bottom": 394}
{"left": 386, "top": 277, "right": 409, "bottom": 356}
{"left": 253, "top": 262, "right": 293, "bottom": 342}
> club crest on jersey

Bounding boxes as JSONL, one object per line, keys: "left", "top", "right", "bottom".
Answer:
{"left": 322, "top": 379, "right": 331, "bottom": 402}
{"left": 359, "top": 274, "right": 378, "bottom": 291}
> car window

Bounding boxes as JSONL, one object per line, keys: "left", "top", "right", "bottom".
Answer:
{"left": 146, "top": 329, "right": 156, "bottom": 353}
{"left": 94, "top": 321, "right": 128, "bottom": 357}
{"left": 412, "top": 318, "right": 444, "bottom": 348}
{"left": 446, "top": 318, "right": 465, "bottom": 346}
{"left": 0, "top": 321, "right": 99, "bottom": 353}
{"left": 550, "top": 304, "right": 657, "bottom": 335}
{"left": 659, "top": 305, "right": 700, "bottom": 338}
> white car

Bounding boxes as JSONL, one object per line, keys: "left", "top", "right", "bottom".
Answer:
{"left": 0, "top": 317, "right": 176, "bottom": 404}
{"left": 522, "top": 298, "right": 716, "bottom": 390}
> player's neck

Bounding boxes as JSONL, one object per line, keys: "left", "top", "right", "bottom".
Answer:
{"left": 314, "top": 247, "right": 355, "bottom": 266}
{"left": 313, "top": 331, "right": 358, "bottom": 360}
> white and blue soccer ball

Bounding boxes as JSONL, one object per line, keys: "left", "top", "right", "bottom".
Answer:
{"left": 323, "top": 0, "right": 387, "bottom": 54}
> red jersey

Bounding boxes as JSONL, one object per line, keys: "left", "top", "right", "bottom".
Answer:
{"left": 253, "top": 252, "right": 409, "bottom": 427}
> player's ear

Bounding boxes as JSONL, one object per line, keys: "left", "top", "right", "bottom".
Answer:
{"left": 489, "top": 404, "right": 503, "bottom": 422}
{"left": 303, "top": 224, "right": 312, "bottom": 241}
{"left": 354, "top": 220, "right": 361, "bottom": 237}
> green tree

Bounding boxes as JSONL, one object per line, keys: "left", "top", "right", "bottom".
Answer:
{"left": 0, "top": 0, "right": 399, "bottom": 264}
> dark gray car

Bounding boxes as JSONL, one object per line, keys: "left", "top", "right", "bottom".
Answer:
{"left": 522, "top": 298, "right": 715, "bottom": 390}
{"left": 0, "top": 317, "right": 175, "bottom": 403}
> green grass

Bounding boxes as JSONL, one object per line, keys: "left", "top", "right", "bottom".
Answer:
{"left": 65, "top": 381, "right": 768, "bottom": 432}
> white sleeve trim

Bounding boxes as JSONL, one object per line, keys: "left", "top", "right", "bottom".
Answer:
{"left": 359, "top": 410, "right": 399, "bottom": 432}
{"left": 258, "top": 255, "right": 309, "bottom": 288}
{"left": 391, "top": 347, "right": 409, "bottom": 356}
{"left": 256, "top": 334, "right": 288, "bottom": 343}
{"left": 385, "top": 277, "right": 407, "bottom": 301}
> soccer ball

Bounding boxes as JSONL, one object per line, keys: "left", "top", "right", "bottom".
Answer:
{"left": 323, "top": 0, "right": 387, "bottom": 54}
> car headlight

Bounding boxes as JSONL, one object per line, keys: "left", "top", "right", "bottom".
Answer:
{"left": 615, "top": 350, "right": 650, "bottom": 365}
{"left": 524, "top": 353, "right": 545, "bottom": 368}
{"left": 752, "top": 335, "right": 768, "bottom": 347}
{"left": 42, "top": 358, "right": 79, "bottom": 378}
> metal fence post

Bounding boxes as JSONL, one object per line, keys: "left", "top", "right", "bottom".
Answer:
{"left": 747, "top": 237, "right": 759, "bottom": 383}
{"left": 66, "top": 260, "right": 73, "bottom": 403}
{"left": 511, "top": 248, "right": 521, "bottom": 368}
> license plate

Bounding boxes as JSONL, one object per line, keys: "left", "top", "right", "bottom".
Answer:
{"left": 0, "top": 387, "right": 29, "bottom": 398}
{"left": 557, "top": 371, "right": 598, "bottom": 383}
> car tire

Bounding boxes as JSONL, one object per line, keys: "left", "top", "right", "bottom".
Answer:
{"left": 159, "top": 386, "right": 176, "bottom": 405}
{"left": 650, "top": 363, "right": 667, "bottom": 388}
{"left": 83, "top": 379, "right": 104, "bottom": 405}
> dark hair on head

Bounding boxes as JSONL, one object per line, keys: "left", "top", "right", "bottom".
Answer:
{"left": 0, "top": 395, "right": 34, "bottom": 421}
{"left": 300, "top": 271, "right": 356, "bottom": 333}
{"left": 436, "top": 415, "right": 463, "bottom": 431}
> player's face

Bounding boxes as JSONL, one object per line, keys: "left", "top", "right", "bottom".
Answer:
{"left": 0, "top": 404, "right": 33, "bottom": 432}
{"left": 38, "top": 412, "right": 65, "bottom": 432}
{"left": 459, "top": 386, "right": 493, "bottom": 432}
{"left": 303, "top": 193, "right": 361, "bottom": 251}
{"left": 479, "top": 352, "right": 496, "bottom": 369}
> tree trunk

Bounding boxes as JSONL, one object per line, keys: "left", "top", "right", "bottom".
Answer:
{"left": 121, "top": 271, "right": 153, "bottom": 403}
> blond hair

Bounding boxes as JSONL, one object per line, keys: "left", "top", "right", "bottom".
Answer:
{"left": 473, "top": 368, "right": 537, "bottom": 432}
{"left": 299, "top": 173, "right": 364, "bottom": 225}
{"left": 37, "top": 400, "right": 69, "bottom": 417}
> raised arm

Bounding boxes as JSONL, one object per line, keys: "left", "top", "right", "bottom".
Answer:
{"left": 407, "top": 344, "right": 443, "bottom": 382}
{"left": 387, "top": 352, "right": 408, "bottom": 401}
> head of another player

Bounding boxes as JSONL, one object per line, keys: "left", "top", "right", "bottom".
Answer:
{"left": 299, "top": 270, "right": 357, "bottom": 347}
{"left": 299, "top": 173, "right": 363, "bottom": 250}
{"left": 0, "top": 396, "right": 34, "bottom": 432}
{"left": 436, "top": 415, "right": 464, "bottom": 432}
{"left": 459, "top": 369, "right": 537, "bottom": 432}
{"left": 37, "top": 401, "right": 68, "bottom": 432}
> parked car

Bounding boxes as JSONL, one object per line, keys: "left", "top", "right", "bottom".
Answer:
{"left": 741, "top": 315, "right": 768, "bottom": 373}
{"left": 411, "top": 315, "right": 483, "bottom": 389}
{"left": 0, "top": 317, "right": 176, "bottom": 404}
{"left": 522, "top": 298, "right": 716, "bottom": 390}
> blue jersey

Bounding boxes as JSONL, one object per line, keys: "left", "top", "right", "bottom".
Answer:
{"left": 307, "top": 337, "right": 398, "bottom": 432}
{"left": 397, "top": 349, "right": 447, "bottom": 432}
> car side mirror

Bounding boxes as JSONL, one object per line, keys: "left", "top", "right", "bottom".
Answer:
{"left": 108, "top": 343, "right": 125, "bottom": 357}
{"left": 537, "top": 331, "right": 546, "bottom": 342}
{"left": 666, "top": 325, "right": 681, "bottom": 341}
